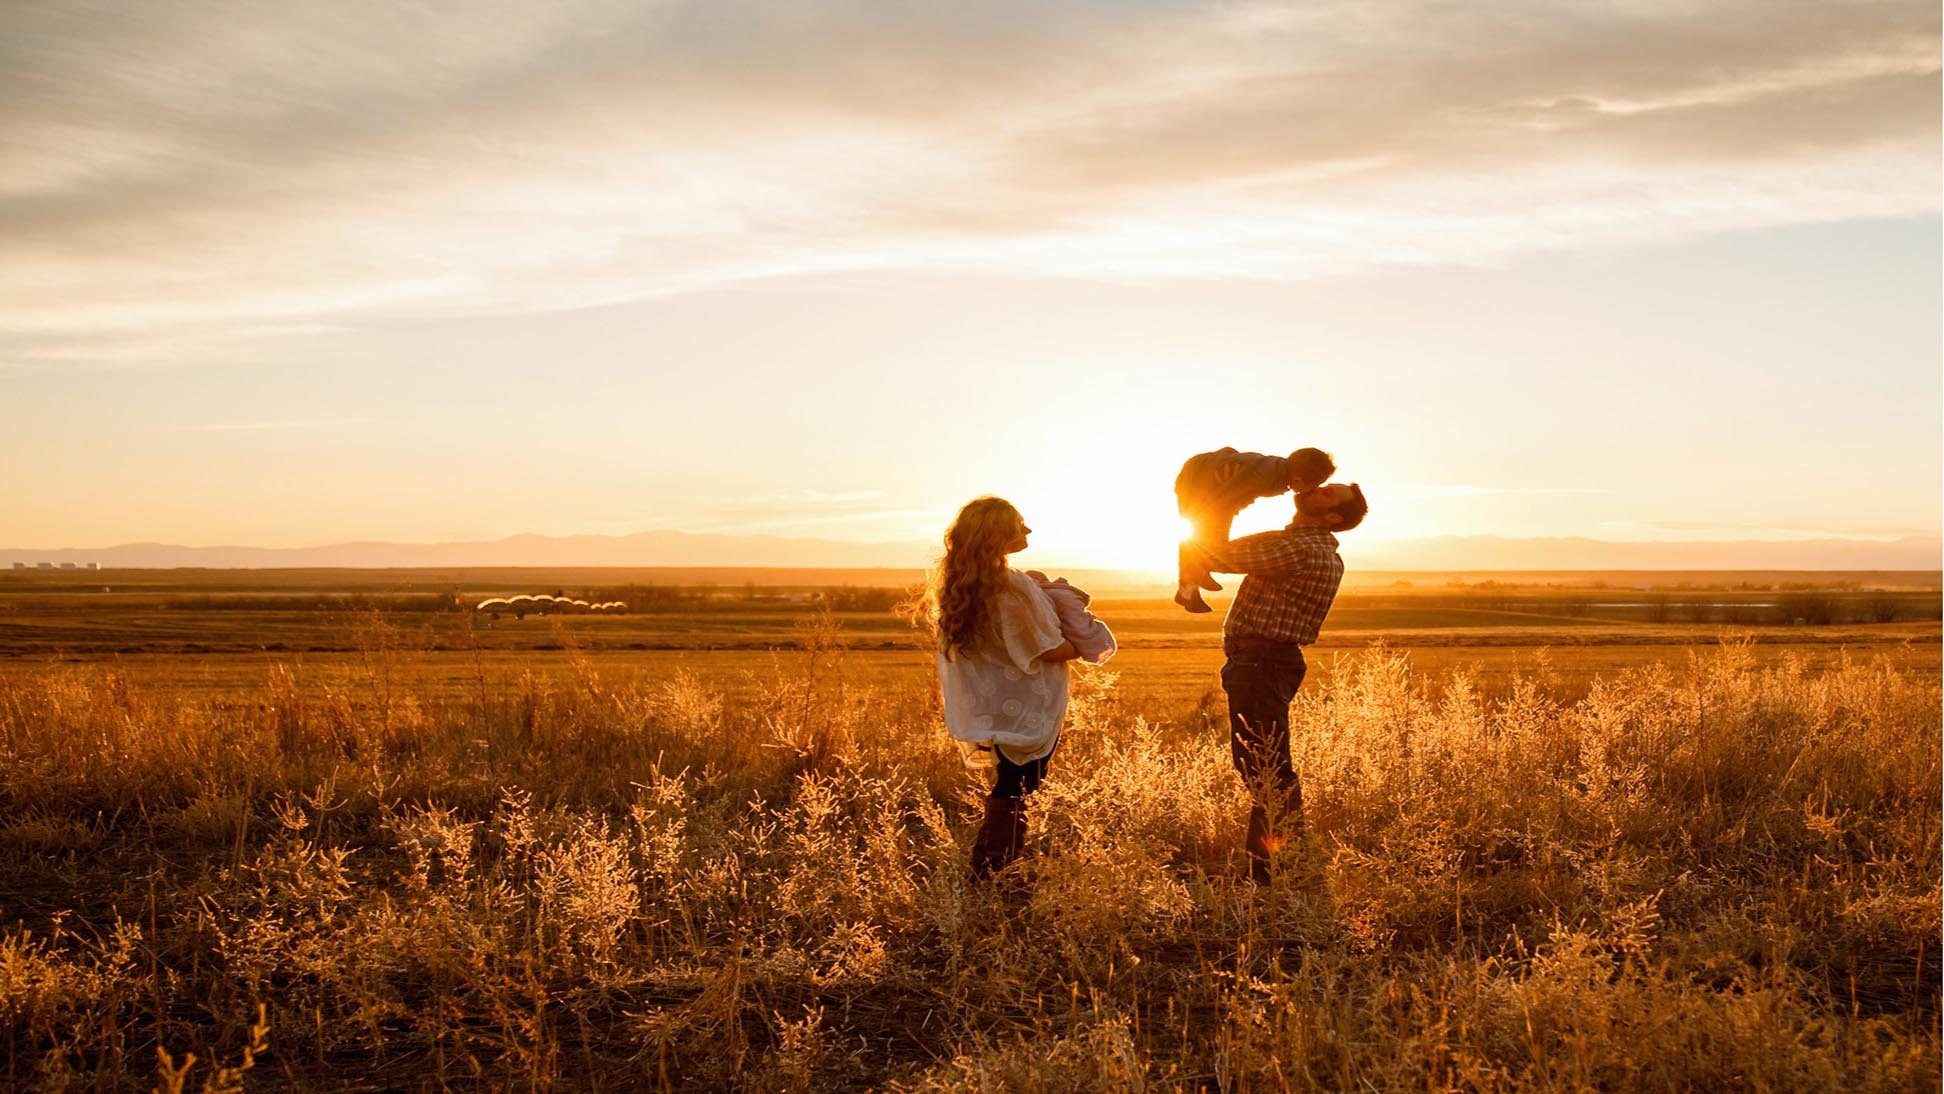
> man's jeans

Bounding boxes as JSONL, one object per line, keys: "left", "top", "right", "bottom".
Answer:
{"left": 1220, "top": 639, "right": 1307, "bottom": 816}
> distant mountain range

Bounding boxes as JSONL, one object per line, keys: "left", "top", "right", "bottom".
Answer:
{"left": 2, "top": 530, "right": 933, "bottom": 570}
{"left": 4, "top": 529, "right": 1939, "bottom": 572}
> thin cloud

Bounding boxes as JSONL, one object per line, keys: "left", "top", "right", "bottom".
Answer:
{"left": 1377, "top": 483, "right": 1619, "bottom": 498}
{"left": 616, "top": 490, "right": 942, "bottom": 539}
{"left": 1586, "top": 520, "right": 1936, "bottom": 540}
{"left": 697, "top": 490, "right": 895, "bottom": 514}
{"left": 696, "top": 508, "right": 942, "bottom": 537}
{"left": 1, "top": 0, "right": 1935, "bottom": 350}
{"left": 168, "top": 417, "right": 370, "bottom": 431}
{"left": 1599, "top": 519, "right": 1939, "bottom": 541}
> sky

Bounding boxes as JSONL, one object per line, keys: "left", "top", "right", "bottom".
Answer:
{"left": 2, "top": 0, "right": 1939, "bottom": 570}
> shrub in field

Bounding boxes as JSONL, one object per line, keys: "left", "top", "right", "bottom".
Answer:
{"left": 0, "top": 638, "right": 1935, "bottom": 1089}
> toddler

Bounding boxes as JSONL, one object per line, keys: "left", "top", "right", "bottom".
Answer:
{"left": 1173, "top": 446, "right": 1335, "bottom": 613}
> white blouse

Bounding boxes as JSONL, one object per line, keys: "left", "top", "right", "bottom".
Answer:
{"left": 936, "top": 569, "right": 1071, "bottom": 767}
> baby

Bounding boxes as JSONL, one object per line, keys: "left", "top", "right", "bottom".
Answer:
{"left": 1173, "top": 446, "right": 1336, "bottom": 613}
{"left": 1025, "top": 571, "right": 1117, "bottom": 663}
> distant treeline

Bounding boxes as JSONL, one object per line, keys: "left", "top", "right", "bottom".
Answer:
{"left": 160, "top": 593, "right": 465, "bottom": 613}
{"left": 1350, "top": 589, "right": 1942, "bottom": 625}
{"left": 579, "top": 583, "right": 913, "bottom": 613}
{"left": 138, "top": 584, "right": 1942, "bottom": 624}
{"left": 153, "top": 584, "right": 918, "bottom": 615}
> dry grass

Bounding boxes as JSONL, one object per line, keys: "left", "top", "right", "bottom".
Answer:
{"left": 0, "top": 618, "right": 1937, "bottom": 1090}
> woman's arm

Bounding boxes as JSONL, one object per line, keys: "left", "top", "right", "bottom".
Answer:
{"left": 1037, "top": 639, "right": 1082, "bottom": 662}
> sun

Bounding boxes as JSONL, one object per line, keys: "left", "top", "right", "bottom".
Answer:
{"left": 1005, "top": 477, "right": 1194, "bottom": 574}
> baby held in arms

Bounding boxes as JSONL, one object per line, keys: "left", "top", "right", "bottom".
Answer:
{"left": 1024, "top": 571, "right": 1117, "bottom": 663}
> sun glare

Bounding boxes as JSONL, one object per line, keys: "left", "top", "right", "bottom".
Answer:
{"left": 1004, "top": 476, "right": 1194, "bottom": 574}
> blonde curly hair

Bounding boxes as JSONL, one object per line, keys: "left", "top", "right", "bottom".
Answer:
{"left": 923, "top": 496, "right": 1022, "bottom": 660}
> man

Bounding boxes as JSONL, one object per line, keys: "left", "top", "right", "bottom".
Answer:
{"left": 1186, "top": 482, "right": 1368, "bottom": 883}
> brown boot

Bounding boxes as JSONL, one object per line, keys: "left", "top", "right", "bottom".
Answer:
{"left": 970, "top": 795, "right": 1026, "bottom": 878}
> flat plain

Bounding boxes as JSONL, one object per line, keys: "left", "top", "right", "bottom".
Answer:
{"left": 0, "top": 568, "right": 1937, "bottom": 1089}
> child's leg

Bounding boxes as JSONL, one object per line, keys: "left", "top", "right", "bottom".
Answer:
{"left": 1174, "top": 510, "right": 1225, "bottom": 613}
{"left": 1176, "top": 539, "right": 1204, "bottom": 591}
{"left": 1199, "top": 509, "right": 1239, "bottom": 589}
{"left": 1174, "top": 456, "right": 1234, "bottom": 612}
{"left": 1207, "top": 508, "right": 1238, "bottom": 541}
{"left": 1175, "top": 545, "right": 1212, "bottom": 612}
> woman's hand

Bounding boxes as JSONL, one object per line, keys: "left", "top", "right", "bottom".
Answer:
{"left": 1037, "top": 640, "right": 1082, "bottom": 663}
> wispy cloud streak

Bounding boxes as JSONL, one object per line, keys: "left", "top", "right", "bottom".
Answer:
{"left": 0, "top": 0, "right": 1935, "bottom": 353}
{"left": 605, "top": 489, "right": 945, "bottom": 539}
{"left": 167, "top": 417, "right": 371, "bottom": 431}
{"left": 1599, "top": 520, "right": 1940, "bottom": 541}
{"left": 1377, "top": 483, "right": 1619, "bottom": 498}
{"left": 693, "top": 508, "right": 943, "bottom": 537}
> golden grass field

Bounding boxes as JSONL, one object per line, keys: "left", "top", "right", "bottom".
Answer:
{"left": 0, "top": 569, "right": 1938, "bottom": 1090}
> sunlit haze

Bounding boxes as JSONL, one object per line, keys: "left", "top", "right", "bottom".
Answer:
{"left": 3, "top": 1, "right": 1938, "bottom": 571}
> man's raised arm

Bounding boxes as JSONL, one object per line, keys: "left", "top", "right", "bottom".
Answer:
{"left": 1185, "top": 529, "right": 1316, "bottom": 577}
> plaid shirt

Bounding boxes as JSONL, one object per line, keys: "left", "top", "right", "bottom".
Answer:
{"left": 1191, "top": 526, "right": 1344, "bottom": 645}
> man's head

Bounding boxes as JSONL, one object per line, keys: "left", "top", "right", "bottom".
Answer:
{"left": 1294, "top": 483, "right": 1367, "bottom": 532}
{"left": 1287, "top": 447, "right": 1336, "bottom": 493}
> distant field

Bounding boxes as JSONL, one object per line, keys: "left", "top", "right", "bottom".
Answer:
{"left": 0, "top": 569, "right": 1935, "bottom": 1089}
{"left": 1, "top": 568, "right": 1934, "bottom": 725}
{"left": 1, "top": 566, "right": 1936, "bottom": 652}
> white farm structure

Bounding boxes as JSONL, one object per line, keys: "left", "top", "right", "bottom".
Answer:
{"left": 474, "top": 594, "right": 628, "bottom": 619}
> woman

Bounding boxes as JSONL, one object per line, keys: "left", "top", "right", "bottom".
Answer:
{"left": 921, "top": 496, "right": 1085, "bottom": 876}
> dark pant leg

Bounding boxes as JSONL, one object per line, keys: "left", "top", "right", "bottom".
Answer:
{"left": 1220, "top": 646, "right": 1306, "bottom": 810}
{"left": 992, "top": 745, "right": 1054, "bottom": 801}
